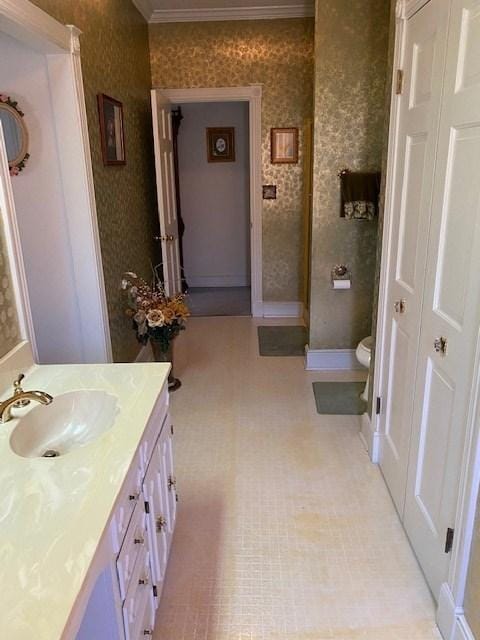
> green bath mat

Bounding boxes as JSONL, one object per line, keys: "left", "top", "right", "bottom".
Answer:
{"left": 258, "top": 326, "right": 307, "bottom": 357}
{"left": 312, "top": 381, "right": 366, "bottom": 415}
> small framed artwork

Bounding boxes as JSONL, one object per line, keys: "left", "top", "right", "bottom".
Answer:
{"left": 97, "top": 93, "right": 126, "bottom": 165}
{"left": 207, "top": 127, "right": 235, "bottom": 162}
{"left": 271, "top": 127, "right": 298, "bottom": 164}
{"left": 263, "top": 185, "right": 277, "bottom": 200}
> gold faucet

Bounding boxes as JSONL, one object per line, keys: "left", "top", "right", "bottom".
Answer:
{"left": 0, "top": 374, "right": 53, "bottom": 423}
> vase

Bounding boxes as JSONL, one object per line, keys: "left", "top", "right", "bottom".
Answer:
{"left": 150, "top": 340, "right": 181, "bottom": 392}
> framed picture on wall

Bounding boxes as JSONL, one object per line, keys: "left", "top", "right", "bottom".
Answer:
{"left": 206, "top": 127, "right": 235, "bottom": 162}
{"left": 97, "top": 93, "right": 126, "bottom": 165}
{"left": 271, "top": 127, "right": 298, "bottom": 164}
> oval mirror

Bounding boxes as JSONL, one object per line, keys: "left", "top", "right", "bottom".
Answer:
{"left": 0, "top": 95, "right": 29, "bottom": 176}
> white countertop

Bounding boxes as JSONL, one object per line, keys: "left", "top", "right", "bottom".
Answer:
{"left": 0, "top": 358, "right": 170, "bottom": 640}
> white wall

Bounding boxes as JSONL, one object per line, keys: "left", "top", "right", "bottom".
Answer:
{"left": 176, "top": 102, "right": 250, "bottom": 288}
{"left": 0, "top": 33, "right": 83, "bottom": 363}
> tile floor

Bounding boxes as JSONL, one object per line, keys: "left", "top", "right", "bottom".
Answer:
{"left": 154, "top": 317, "right": 442, "bottom": 639}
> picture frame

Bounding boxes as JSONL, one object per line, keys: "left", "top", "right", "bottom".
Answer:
{"left": 97, "top": 93, "right": 126, "bottom": 165}
{"left": 262, "top": 185, "right": 277, "bottom": 200}
{"left": 207, "top": 127, "right": 235, "bottom": 163}
{"left": 271, "top": 127, "right": 298, "bottom": 164}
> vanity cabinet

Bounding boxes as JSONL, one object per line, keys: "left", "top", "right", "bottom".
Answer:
{"left": 76, "top": 385, "right": 176, "bottom": 640}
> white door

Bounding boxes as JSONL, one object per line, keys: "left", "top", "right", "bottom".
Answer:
{"left": 151, "top": 90, "right": 182, "bottom": 297}
{"left": 403, "top": 0, "right": 480, "bottom": 598}
{"left": 379, "top": 0, "right": 450, "bottom": 513}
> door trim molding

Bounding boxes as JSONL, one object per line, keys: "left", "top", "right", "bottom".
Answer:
{"left": 0, "top": 0, "right": 112, "bottom": 362}
{"left": 160, "top": 86, "right": 263, "bottom": 317}
{"left": 370, "top": 6, "right": 406, "bottom": 453}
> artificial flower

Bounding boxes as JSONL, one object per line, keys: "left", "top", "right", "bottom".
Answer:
{"left": 147, "top": 309, "right": 165, "bottom": 327}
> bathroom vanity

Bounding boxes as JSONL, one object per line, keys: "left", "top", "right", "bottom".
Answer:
{"left": 0, "top": 343, "right": 176, "bottom": 640}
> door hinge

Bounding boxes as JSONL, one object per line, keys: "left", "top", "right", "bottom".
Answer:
{"left": 170, "top": 424, "right": 174, "bottom": 435}
{"left": 445, "top": 527, "right": 454, "bottom": 554}
{"left": 153, "top": 585, "right": 158, "bottom": 598}
{"left": 144, "top": 500, "right": 150, "bottom": 514}
{"left": 396, "top": 69, "right": 404, "bottom": 95}
{"left": 376, "top": 397, "right": 381, "bottom": 415}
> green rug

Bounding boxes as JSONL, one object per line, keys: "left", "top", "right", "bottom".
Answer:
{"left": 258, "top": 326, "right": 307, "bottom": 357}
{"left": 313, "top": 381, "right": 367, "bottom": 415}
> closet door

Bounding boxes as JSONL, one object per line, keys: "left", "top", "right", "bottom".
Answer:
{"left": 379, "top": 0, "right": 450, "bottom": 514}
{"left": 403, "top": 0, "right": 480, "bottom": 599}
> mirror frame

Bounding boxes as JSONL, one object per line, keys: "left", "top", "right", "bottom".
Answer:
{"left": 0, "top": 95, "right": 29, "bottom": 176}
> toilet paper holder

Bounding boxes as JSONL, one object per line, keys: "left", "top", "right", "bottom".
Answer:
{"left": 331, "top": 264, "right": 352, "bottom": 289}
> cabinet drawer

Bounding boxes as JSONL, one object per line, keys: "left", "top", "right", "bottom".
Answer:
{"left": 139, "top": 385, "right": 169, "bottom": 476}
{"left": 111, "top": 455, "right": 143, "bottom": 553}
{"left": 117, "top": 502, "right": 147, "bottom": 600}
{"left": 122, "top": 544, "right": 154, "bottom": 640}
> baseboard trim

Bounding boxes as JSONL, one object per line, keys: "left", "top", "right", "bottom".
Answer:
{"left": 135, "top": 343, "right": 154, "bottom": 362}
{"left": 187, "top": 275, "right": 249, "bottom": 288}
{"left": 436, "top": 582, "right": 475, "bottom": 640}
{"left": 360, "top": 412, "right": 381, "bottom": 463}
{"left": 305, "top": 346, "right": 363, "bottom": 371}
{"left": 262, "top": 301, "right": 304, "bottom": 318}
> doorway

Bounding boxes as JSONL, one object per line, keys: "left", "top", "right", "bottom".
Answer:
{"left": 158, "top": 86, "right": 263, "bottom": 317}
{"left": 174, "top": 101, "right": 251, "bottom": 317}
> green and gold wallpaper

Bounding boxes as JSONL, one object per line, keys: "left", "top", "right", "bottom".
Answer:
{"left": 31, "top": 0, "right": 158, "bottom": 362}
{"left": 309, "top": 0, "right": 390, "bottom": 349}
{"left": 0, "top": 217, "right": 20, "bottom": 358}
{"left": 149, "top": 18, "right": 314, "bottom": 302}
{"left": 465, "top": 495, "right": 480, "bottom": 635}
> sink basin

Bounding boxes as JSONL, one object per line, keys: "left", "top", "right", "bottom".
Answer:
{"left": 9, "top": 390, "right": 119, "bottom": 458}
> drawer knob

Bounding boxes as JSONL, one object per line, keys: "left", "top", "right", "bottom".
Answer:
{"left": 156, "top": 515, "right": 167, "bottom": 532}
{"left": 129, "top": 492, "right": 139, "bottom": 501}
{"left": 134, "top": 536, "right": 145, "bottom": 545}
{"left": 143, "top": 630, "right": 153, "bottom": 636}
{"left": 139, "top": 576, "right": 149, "bottom": 586}
{"left": 168, "top": 475, "right": 176, "bottom": 491}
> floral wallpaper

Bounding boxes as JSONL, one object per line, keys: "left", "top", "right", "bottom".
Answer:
{"left": 31, "top": 0, "right": 158, "bottom": 362}
{"left": 465, "top": 494, "right": 480, "bottom": 637}
{"left": 0, "top": 216, "right": 20, "bottom": 358}
{"left": 149, "top": 18, "right": 314, "bottom": 302}
{"left": 309, "top": 0, "right": 390, "bottom": 349}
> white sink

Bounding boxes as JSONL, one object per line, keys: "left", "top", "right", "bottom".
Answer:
{"left": 9, "top": 390, "right": 119, "bottom": 458}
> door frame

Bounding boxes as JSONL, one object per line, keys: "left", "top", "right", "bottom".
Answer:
{"left": 159, "top": 86, "right": 263, "bottom": 317}
{"left": 372, "top": 1, "right": 480, "bottom": 638}
{"left": 0, "top": 0, "right": 112, "bottom": 362}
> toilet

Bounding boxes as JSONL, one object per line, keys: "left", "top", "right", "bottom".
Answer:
{"left": 356, "top": 336, "right": 373, "bottom": 403}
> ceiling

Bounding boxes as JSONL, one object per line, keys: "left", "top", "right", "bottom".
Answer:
{"left": 132, "top": 0, "right": 315, "bottom": 23}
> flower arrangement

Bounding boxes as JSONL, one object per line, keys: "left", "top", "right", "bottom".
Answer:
{"left": 121, "top": 270, "right": 189, "bottom": 353}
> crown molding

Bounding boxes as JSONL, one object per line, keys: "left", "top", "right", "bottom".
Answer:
{"left": 143, "top": 2, "right": 314, "bottom": 24}
{"left": 132, "top": 0, "right": 154, "bottom": 22}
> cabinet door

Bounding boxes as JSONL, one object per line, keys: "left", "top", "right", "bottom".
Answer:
{"left": 403, "top": 0, "right": 480, "bottom": 599}
{"left": 379, "top": 0, "right": 450, "bottom": 514}
{"left": 158, "top": 414, "right": 177, "bottom": 548}
{"left": 143, "top": 449, "right": 169, "bottom": 599}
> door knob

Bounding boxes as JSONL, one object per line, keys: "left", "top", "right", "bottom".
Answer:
{"left": 154, "top": 235, "right": 164, "bottom": 242}
{"left": 394, "top": 299, "right": 406, "bottom": 314}
{"left": 434, "top": 336, "right": 448, "bottom": 355}
{"left": 167, "top": 235, "right": 175, "bottom": 242}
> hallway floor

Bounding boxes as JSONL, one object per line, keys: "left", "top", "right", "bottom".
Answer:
{"left": 186, "top": 287, "right": 251, "bottom": 317}
{"left": 154, "top": 317, "right": 441, "bottom": 639}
